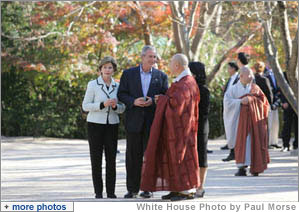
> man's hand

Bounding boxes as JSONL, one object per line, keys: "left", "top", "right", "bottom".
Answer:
{"left": 241, "top": 96, "right": 249, "bottom": 105}
{"left": 142, "top": 96, "right": 153, "bottom": 107}
{"left": 134, "top": 97, "right": 146, "bottom": 107}
{"left": 134, "top": 97, "right": 153, "bottom": 107}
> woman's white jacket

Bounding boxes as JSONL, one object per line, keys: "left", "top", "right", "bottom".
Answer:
{"left": 82, "top": 76, "right": 125, "bottom": 124}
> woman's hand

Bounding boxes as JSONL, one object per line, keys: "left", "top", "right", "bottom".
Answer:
{"left": 104, "top": 99, "right": 117, "bottom": 108}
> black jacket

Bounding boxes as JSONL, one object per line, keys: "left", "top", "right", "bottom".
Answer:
{"left": 198, "top": 84, "right": 210, "bottom": 135}
{"left": 117, "top": 66, "right": 168, "bottom": 133}
{"left": 255, "top": 73, "right": 273, "bottom": 105}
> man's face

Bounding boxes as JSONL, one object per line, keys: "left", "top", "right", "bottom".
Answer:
{"left": 169, "top": 58, "right": 177, "bottom": 76}
{"left": 228, "top": 66, "right": 235, "bottom": 76}
{"left": 239, "top": 71, "right": 252, "bottom": 85}
{"left": 141, "top": 50, "right": 157, "bottom": 70}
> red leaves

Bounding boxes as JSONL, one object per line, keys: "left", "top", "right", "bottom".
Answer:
{"left": 24, "top": 63, "right": 47, "bottom": 72}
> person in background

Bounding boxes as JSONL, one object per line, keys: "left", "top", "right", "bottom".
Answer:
{"left": 264, "top": 62, "right": 281, "bottom": 149}
{"left": 280, "top": 72, "right": 298, "bottom": 152}
{"left": 253, "top": 62, "right": 273, "bottom": 149}
{"left": 253, "top": 61, "right": 273, "bottom": 110}
{"left": 223, "top": 52, "right": 250, "bottom": 162}
{"left": 189, "top": 61, "right": 209, "bottom": 198}
{"left": 221, "top": 61, "right": 239, "bottom": 151}
{"left": 224, "top": 66, "right": 270, "bottom": 176}
{"left": 117, "top": 45, "right": 168, "bottom": 199}
{"left": 82, "top": 56, "right": 126, "bottom": 199}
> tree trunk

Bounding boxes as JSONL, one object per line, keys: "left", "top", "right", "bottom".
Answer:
{"left": 133, "top": 1, "right": 153, "bottom": 46}
{"left": 142, "top": 20, "right": 153, "bottom": 45}
{"left": 277, "top": 1, "right": 292, "bottom": 70}
{"left": 170, "top": 2, "right": 183, "bottom": 54}
{"left": 277, "top": 1, "right": 298, "bottom": 101}
{"left": 191, "top": 2, "right": 220, "bottom": 61}
{"left": 263, "top": 20, "right": 298, "bottom": 114}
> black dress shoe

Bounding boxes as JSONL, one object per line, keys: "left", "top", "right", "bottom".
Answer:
{"left": 95, "top": 193, "right": 103, "bottom": 198}
{"left": 251, "top": 173, "right": 259, "bottom": 176}
{"left": 161, "top": 192, "right": 178, "bottom": 200}
{"left": 140, "top": 191, "right": 153, "bottom": 198}
{"left": 170, "top": 193, "right": 194, "bottom": 201}
{"left": 268, "top": 145, "right": 274, "bottom": 149}
{"left": 124, "top": 192, "right": 138, "bottom": 198}
{"left": 222, "top": 150, "right": 235, "bottom": 162}
{"left": 221, "top": 144, "right": 229, "bottom": 150}
{"left": 235, "top": 167, "right": 247, "bottom": 176}
{"left": 270, "top": 144, "right": 282, "bottom": 149}
{"left": 207, "top": 149, "right": 213, "bottom": 153}
{"left": 107, "top": 194, "right": 117, "bottom": 198}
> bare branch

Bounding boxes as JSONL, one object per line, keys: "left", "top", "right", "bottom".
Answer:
{"left": 192, "top": 2, "right": 219, "bottom": 60}
{"left": 67, "top": 5, "right": 85, "bottom": 35}
{"left": 289, "top": 29, "right": 298, "bottom": 77}
{"left": 170, "top": 2, "right": 183, "bottom": 53}
{"left": 206, "top": 31, "right": 256, "bottom": 84}
{"left": 263, "top": 16, "right": 298, "bottom": 114}
{"left": 2, "top": 32, "right": 63, "bottom": 41}
{"left": 64, "top": 1, "right": 96, "bottom": 18}
{"left": 188, "top": 1, "right": 199, "bottom": 38}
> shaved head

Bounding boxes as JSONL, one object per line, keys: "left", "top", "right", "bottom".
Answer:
{"left": 240, "top": 66, "right": 254, "bottom": 85}
{"left": 170, "top": 53, "right": 189, "bottom": 76}
{"left": 172, "top": 53, "right": 189, "bottom": 68}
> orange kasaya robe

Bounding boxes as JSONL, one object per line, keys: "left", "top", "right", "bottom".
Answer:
{"left": 235, "top": 83, "right": 270, "bottom": 174}
{"left": 140, "top": 75, "right": 200, "bottom": 192}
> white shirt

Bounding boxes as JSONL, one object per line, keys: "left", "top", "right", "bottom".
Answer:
{"left": 227, "top": 72, "right": 239, "bottom": 91}
{"left": 173, "top": 69, "right": 192, "bottom": 82}
{"left": 140, "top": 65, "right": 152, "bottom": 97}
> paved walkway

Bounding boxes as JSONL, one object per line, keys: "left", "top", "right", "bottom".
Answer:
{"left": 1, "top": 136, "right": 298, "bottom": 202}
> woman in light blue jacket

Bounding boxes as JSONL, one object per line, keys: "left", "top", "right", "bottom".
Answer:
{"left": 82, "top": 56, "right": 125, "bottom": 199}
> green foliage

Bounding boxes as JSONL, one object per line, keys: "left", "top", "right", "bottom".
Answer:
{"left": 208, "top": 80, "right": 226, "bottom": 139}
{"left": 1, "top": 67, "right": 93, "bottom": 138}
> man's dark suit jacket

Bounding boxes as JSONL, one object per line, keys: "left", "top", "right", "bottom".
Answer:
{"left": 117, "top": 66, "right": 168, "bottom": 133}
{"left": 255, "top": 73, "right": 273, "bottom": 105}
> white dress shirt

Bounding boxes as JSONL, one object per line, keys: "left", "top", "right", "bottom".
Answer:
{"left": 140, "top": 65, "right": 152, "bottom": 97}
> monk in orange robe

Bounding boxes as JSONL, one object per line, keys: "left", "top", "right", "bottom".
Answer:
{"left": 224, "top": 66, "right": 270, "bottom": 177}
{"left": 140, "top": 54, "right": 200, "bottom": 201}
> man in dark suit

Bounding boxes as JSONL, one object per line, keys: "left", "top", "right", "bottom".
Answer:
{"left": 280, "top": 72, "right": 298, "bottom": 152}
{"left": 254, "top": 61, "right": 273, "bottom": 105}
{"left": 118, "top": 45, "right": 168, "bottom": 198}
{"left": 264, "top": 63, "right": 281, "bottom": 149}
